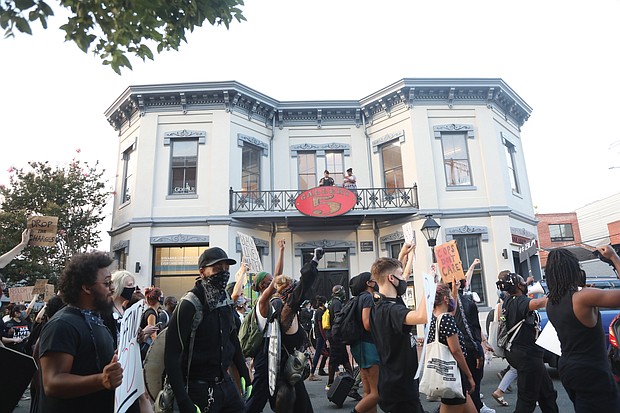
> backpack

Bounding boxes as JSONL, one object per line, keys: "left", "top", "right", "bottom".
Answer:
{"left": 331, "top": 295, "right": 363, "bottom": 345}
{"left": 322, "top": 307, "right": 332, "bottom": 330}
{"left": 239, "top": 304, "right": 271, "bottom": 358}
{"left": 493, "top": 304, "right": 524, "bottom": 358}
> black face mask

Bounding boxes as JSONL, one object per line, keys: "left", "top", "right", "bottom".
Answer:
{"left": 373, "top": 282, "right": 380, "bottom": 292}
{"left": 121, "top": 286, "right": 135, "bottom": 301}
{"left": 202, "top": 270, "right": 231, "bottom": 311}
{"left": 206, "top": 270, "right": 230, "bottom": 291}
{"left": 391, "top": 277, "right": 407, "bottom": 296}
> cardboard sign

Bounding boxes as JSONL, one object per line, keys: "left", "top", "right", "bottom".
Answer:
{"left": 402, "top": 222, "right": 416, "bottom": 245}
{"left": 27, "top": 216, "right": 59, "bottom": 247}
{"left": 115, "top": 299, "right": 146, "bottom": 413}
{"left": 434, "top": 240, "right": 465, "bottom": 284}
{"left": 8, "top": 286, "right": 34, "bottom": 303}
{"left": 32, "top": 279, "right": 48, "bottom": 295}
{"left": 44, "top": 284, "right": 55, "bottom": 301}
{"left": 237, "top": 232, "right": 263, "bottom": 273}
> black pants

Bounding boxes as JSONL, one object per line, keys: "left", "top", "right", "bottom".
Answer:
{"left": 311, "top": 334, "right": 326, "bottom": 374}
{"left": 244, "top": 339, "right": 269, "bottom": 413}
{"left": 505, "top": 347, "right": 559, "bottom": 413}
{"left": 188, "top": 377, "right": 244, "bottom": 413}
{"left": 465, "top": 350, "right": 483, "bottom": 410}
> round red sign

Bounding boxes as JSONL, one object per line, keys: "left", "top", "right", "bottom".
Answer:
{"left": 295, "top": 187, "right": 357, "bottom": 218}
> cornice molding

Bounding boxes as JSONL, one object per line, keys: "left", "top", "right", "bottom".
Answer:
{"left": 106, "top": 79, "right": 532, "bottom": 133}
{"left": 290, "top": 142, "right": 351, "bottom": 157}
{"left": 445, "top": 225, "right": 489, "bottom": 242}
{"left": 237, "top": 134, "right": 269, "bottom": 156}
{"left": 372, "top": 130, "right": 405, "bottom": 153}
{"left": 150, "top": 234, "right": 210, "bottom": 245}
{"left": 294, "top": 240, "right": 356, "bottom": 256}
{"left": 379, "top": 230, "right": 404, "bottom": 250}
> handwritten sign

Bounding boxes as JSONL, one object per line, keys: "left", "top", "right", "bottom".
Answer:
{"left": 32, "top": 279, "right": 48, "bottom": 295}
{"left": 434, "top": 240, "right": 465, "bottom": 284}
{"left": 237, "top": 232, "right": 263, "bottom": 273}
{"left": 8, "top": 286, "right": 34, "bottom": 303}
{"left": 44, "top": 284, "right": 55, "bottom": 301}
{"left": 115, "top": 299, "right": 145, "bottom": 413}
{"left": 402, "top": 222, "right": 416, "bottom": 245}
{"left": 27, "top": 216, "right": 58, "bottom": 247}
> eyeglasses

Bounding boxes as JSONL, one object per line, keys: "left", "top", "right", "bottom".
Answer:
{"left": 94, "top": 280, "right": 113, "bottom": 288}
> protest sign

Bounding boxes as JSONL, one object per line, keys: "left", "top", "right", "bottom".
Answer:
{"left": 414, "top": 272, "right": 437, "bottom": 380}
{"left": 8, "top": 286, "right": 34, "bottom": 303}
{"left": 27, "top": 216, "right": 59, "bottom": 247}
{"left": 402, "top": 222, "right": 416, "bottom": 245}
{"left": 237, "top": 232, "right": 263, "bottom": 273}
{"left": 32, "top": 279, "right": 48, "bottom": 295}
{"left": 115, "top": 299, "right": 145, "bottom": 413}
{"left": 44, "top": 284, "right": 55, "bottom": 301}
{"left": 434, "top": 240, "right": 465, "bottom": 284}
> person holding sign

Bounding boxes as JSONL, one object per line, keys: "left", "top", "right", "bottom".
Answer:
{"left": 38, "top": 252, "right": 123, "bottom": 413}
{"left": 545, "top": 246, "right": 620, "bottom": 411}
{"left": 0, "top": 229, "right": 30, "bottom": 269}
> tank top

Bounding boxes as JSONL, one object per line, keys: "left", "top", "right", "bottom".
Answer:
{"left": 546, "top": 291, "right": 607, "bottom": 361}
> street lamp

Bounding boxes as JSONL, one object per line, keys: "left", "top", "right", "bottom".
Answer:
{"left": 421, "top": 214, "right": 441, "bottom": 262}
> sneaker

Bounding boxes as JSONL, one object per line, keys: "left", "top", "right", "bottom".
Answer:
{"left": 325, "top": 384, "right": 331, "bottom": 391}
{"left": 480, "top": 404, "right": 496, "bottom": 413}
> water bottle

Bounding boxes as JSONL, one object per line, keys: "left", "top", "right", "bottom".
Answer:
{"left": 485, "top": 350, "right": 493, "bottom": 366}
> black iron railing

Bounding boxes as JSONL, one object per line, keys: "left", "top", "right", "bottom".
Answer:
{"left": 229, "top": 185, "right": 418, "bottom": 213}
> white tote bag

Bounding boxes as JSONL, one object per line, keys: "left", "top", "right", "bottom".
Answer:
{"left": 488, "top": 303, "right": 502, "bottom": 357}
{"left": 419, "top": 313, "right": 465, "bottom": 399}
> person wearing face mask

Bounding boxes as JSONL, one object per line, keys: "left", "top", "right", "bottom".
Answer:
{"left": 165, "top": 246, "right": 250, "bottom": 413}
{"left": 369, "top": 256, "right": 427, "bottom": 413}
{"left": 497, "top": 272, "right": 558, "bottom": 413}
{"left": 325, "top": 284, "right": 356, "bottom": 395}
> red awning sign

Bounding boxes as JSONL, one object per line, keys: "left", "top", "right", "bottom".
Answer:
{"left": 295, "top": 187, "right": 357, "bottom": 218}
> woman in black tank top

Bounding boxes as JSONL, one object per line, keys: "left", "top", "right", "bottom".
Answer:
{"left": 546, "top": 247, "right": 620, "bottom": 412}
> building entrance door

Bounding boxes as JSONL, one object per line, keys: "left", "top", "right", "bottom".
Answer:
{"left": 302, "top": 248, "right": 350, "bottom": 301}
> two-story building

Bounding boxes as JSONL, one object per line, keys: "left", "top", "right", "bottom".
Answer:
{"left": 104, "top": 78, "right": 539, "bottom": 306}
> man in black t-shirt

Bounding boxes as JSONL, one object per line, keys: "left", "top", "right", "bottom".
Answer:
{"left": 39, "top": 252, "right": 123, "bottom": 413}
{"left": 498, "top": 273, "right": 558, "bottom": 413}
{"left": 369, "top": 257, "right": 427, "bottom": 413}
{"left": 319, "top": 170, "right": 335, "bottom": 186}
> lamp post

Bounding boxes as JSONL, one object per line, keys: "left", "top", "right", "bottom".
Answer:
{"left": 421, "top": 214, "right": 441, "bottom": 263}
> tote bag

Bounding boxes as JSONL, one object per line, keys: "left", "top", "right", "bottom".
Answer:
{"left": 488, "top": 303, "right": 502, "bottom": 357}
{"left": 419, "top": 313, "right": 465, "bottom": 400}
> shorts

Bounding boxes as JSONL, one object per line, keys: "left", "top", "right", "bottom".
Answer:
{"left": 351, "top": 340, "right": 380, "bottom": 369}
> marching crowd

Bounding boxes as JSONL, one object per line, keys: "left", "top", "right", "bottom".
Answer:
{"left": 2, "top": 228, "right": 620, "bottom": 413}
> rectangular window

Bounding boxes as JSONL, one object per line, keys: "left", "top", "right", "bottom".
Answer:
{"left": 298, "top": 152, "right": 316, "bottom": 190}
{"left": 549, "top": 224, "right": 574, "bottom": 242}
{"left": 242, "top": 145, "right": 261, "bottom": 198}
{"left": 381, "top": 141, "right": 404, "bottom": 191}
{"left": 302, "top": 249, "right": 349, "bottom": 269}
{"left": 453, "top": 235, "right": 486, "bottom": 305}
{"left": 325, "top": 151, "right": 344, "bottom": 186}
{"left": 121, "top": 148, "right": 134, "bottom": 203}
{"left": 153, "top": 245, "right": 206, "bottom": 300}
{"left": 441, "top": 133, "right": 472, "bottom": 186}
{"left": 504, "top": 140, "right": 520, "bottom": 194}
{"left": 170, "top": 139, "right": 198, "bottom": 195}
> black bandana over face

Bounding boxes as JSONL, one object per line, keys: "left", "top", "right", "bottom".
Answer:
{"left": 201, "top": 270, "right": 231, "bottom": 310}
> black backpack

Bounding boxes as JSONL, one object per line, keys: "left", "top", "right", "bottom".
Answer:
{"left": 331, "top": 295, "right": 363, "bottom": 345}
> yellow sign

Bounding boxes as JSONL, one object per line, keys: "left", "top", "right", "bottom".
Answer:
{"left": 434, "top": 240, "right": 465, "bottom": 284}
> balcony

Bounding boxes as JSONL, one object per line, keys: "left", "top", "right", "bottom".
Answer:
{"left": 230, "top": 185, "right": 418, "bottom": 214}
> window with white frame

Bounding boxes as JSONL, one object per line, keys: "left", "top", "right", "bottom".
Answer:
{"left": 325, "top": 151, "right": 344, "bottom": 186}
{"left": 441, "top": 132, "right": 472, "bottom": 186}
{"left": 298, "top": 152, "right": 316, "bottom": 190}
{"left": 242, "top": 144, "right": 261, "bottom": 197}
{"left": 170, "top": 139, "right": 198, "bottom": 195}
{"left": 549, "top": 223, "right": 574, "bottom": 242}
{"left": 503, "top": 138, "right": 520, "bottom": 194}
{"left": 121, "top": 146, "right": 134, "bottom": 204}
{"left": 381, "top": 141, "right": 404, "bottom": 191}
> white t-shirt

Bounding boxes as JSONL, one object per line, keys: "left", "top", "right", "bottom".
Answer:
{"left": 256, "top": 304, "right": 274, "bottom": 337}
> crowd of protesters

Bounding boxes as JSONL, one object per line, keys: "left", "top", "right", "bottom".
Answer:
{"left": 2, "top": 225, "right": 620, "bottom": 413}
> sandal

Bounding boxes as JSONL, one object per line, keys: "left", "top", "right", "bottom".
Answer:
{"left": 492, "top": 392, "right": 509, "bottom": 407}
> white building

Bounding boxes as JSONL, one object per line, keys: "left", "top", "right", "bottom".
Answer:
{"left": 104, "top": 78, "right": 538, "bottom": 306}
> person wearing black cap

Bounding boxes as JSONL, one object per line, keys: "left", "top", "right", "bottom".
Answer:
{"left": 164, "top": 246, "right": 250, "bottom": 413}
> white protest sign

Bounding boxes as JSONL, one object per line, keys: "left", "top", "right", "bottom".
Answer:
{"left": 415, "top": 272, "right": 437, "bottom": 380}
{"left": 402, "top": 222, "right": 416, "bottom": 245}
{"left": 237, "top": 232, "right": 263, "bottom": 273}
{"left": 536, "top": 320, "right": 562, "bottom": 357}
{"left": 115, "top": 299, "right": 145, "bottom": 413}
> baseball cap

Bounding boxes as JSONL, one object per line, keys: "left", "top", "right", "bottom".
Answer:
{"left": 198, "top": 247, "right": 237, "bottom": 268}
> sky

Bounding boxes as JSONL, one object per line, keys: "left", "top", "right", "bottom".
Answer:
{"left": 1, "top": 0, "right": 619, "bottom": 249}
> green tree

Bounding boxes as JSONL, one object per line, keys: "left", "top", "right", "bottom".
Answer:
{"left": 0, "top": 0, "right": 246, "bottom": 74}
{"left": 0, "top": 159, "right": 110, "bottom": 286}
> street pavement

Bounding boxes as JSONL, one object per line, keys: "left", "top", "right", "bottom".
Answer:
{"left": 12, "top": 356, "right": 576, "bottom": 413}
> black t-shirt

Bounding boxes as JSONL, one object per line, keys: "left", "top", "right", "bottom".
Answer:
{"left": 319, "top": 177, "right": 335, "bottom": 186}
{"left": 504, "top": 294, "right": 542, "bottom": 355}
{"left": 326, "top": 297, "right": 342, "bottom": 339}
{"left": 299, "top": 308, "right": 313, "bottom": 332}
{"left": 358, "top": 292, "right": 374, "bottom": 343}
{"left": 370, "top": 295, "right": 419, "bottom": 403}
{"left": 3, "top": 317, "right": 31, "bottom": 354}
{"left": 39, "top": 306, "right": 115, "bottom": 413}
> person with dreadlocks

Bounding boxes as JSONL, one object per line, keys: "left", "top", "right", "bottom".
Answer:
{"left": 256, "top": 247, "right": 324, "bottom": 413}
{"left": 545, "top": 246, "right": 620, "bottom": 412}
